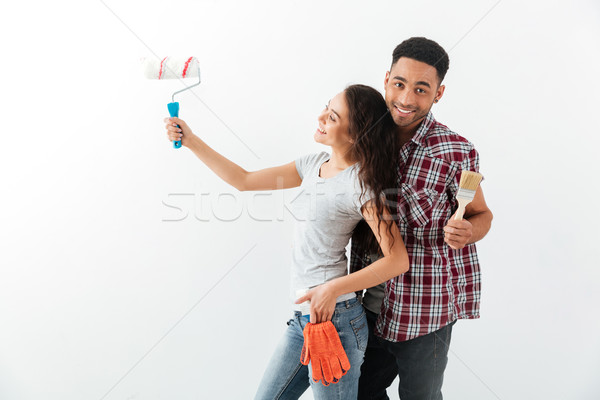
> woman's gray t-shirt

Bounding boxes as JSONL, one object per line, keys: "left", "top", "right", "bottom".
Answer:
{"left": 290, "top": 151, "right": 376, "bottom": 309}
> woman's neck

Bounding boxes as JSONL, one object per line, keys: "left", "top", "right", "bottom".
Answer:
{"left": 327, "top": 147, "right": 356, "bottom": 170}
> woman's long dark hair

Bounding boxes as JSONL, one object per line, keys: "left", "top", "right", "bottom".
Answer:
{"left": 344, "top": 84, "right": 399, "bottom": 255}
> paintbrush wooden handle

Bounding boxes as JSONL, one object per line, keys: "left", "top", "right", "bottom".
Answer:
{"left": 454, "top": 199, "right": 467, "bottom": 220}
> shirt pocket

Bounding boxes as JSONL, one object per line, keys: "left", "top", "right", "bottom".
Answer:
{"left": 399, "top": 183, "right": 441, "bottom": 228}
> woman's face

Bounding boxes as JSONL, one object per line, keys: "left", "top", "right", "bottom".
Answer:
{"left": 314, "top": 91, "right": 352, "bottom": 148}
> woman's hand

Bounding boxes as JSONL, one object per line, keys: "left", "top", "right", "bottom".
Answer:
{"left": 295, "top": 281, "right": 339, "bottom": 323}
{"left": 164, "top": 117, "right": 196, "bottom": 148}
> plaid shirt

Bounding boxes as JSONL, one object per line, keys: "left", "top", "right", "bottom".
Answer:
{"left": 350, "top": 112, "right": 482, "bottom": 342}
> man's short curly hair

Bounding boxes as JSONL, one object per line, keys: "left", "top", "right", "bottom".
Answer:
{"left": 392, "top": 37, "right": 450, "bottom": 84}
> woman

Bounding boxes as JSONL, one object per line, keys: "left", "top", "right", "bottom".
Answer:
{"left": 163, "top": 84, "right": 409, "bottom": 399}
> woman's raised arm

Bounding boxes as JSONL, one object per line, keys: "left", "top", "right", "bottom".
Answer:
{"left": 165, "top": 117, "right": 302, "bottom": 191}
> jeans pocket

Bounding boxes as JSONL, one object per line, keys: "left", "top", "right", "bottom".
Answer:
{"left": 349, "top": 311, "right": 368, "bottom": 352}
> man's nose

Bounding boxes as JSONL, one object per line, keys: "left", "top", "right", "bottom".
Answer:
{"left": 397, "top": 90, "right": 415, "bottom": 107}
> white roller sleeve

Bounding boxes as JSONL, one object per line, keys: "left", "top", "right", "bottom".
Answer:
{"left": 142, "top": 56, "right": 199, "bottom": 79}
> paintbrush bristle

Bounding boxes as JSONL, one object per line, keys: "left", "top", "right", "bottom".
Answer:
{"left": 459, "top": 171, "right": 483, "bottom": 191}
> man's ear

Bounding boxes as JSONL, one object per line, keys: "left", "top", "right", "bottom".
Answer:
{"left": 384, "top": 71, "right": 390, "bottom": 88}
{"left": 436, "top": 84, "right": 446, "bottom": 102}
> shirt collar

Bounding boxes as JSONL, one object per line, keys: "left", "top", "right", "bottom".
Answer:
{"left": 410, "top": 111, "right": 435, "bottom": 147}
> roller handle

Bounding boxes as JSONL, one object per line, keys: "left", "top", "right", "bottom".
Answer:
{"left": 167, "top": 102, "right": 182, "bottom": 149}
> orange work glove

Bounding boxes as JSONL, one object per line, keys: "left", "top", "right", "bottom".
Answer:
{"left": 300, "top": 321, "right": 351, "bottom": 386}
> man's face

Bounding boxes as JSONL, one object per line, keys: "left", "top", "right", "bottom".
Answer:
{"left": 384, "top": 57, "right": 445, "bottom": 131}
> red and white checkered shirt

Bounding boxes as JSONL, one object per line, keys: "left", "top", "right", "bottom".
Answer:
{"left": 350, "top": 112, "right": 482, "bottom": 342}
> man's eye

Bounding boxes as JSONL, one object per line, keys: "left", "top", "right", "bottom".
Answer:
{"left": 395, "top": 83, "right": 403, "bottom": 88}
{"left": 329, "top": 115, "right": 335, "bottom": 121}
{"left": 417, "top": 88, "right": 426, "bottom": 94}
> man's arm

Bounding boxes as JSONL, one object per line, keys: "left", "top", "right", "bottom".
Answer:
{"left": 443, "top": 186, "right": 493, "bottom": 249}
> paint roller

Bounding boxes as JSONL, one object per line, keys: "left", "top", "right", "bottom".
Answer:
{"left": 142, "top": 56, "right": 201, "bottom": 149}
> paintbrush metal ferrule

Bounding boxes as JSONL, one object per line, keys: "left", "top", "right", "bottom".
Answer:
{"left": 456, "top": 188, "right": 476, "bottom": 201}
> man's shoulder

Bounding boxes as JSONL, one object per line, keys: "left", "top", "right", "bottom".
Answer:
{"left": 421, "top": 120, "right": 477, "bottom": 164}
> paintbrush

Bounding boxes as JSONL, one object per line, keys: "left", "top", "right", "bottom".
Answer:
{"left": 454, "top": 171, "right": 483, "bottom": 220}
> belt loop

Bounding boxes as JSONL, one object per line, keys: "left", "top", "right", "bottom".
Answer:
{"left": 346, "top": 296, "right": 357, "bottom": 308}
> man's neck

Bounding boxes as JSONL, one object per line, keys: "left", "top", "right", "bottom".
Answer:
{"left": 397, "top": 127, "right": 416, "bottom": 146}
{"left": 396, "top": 117, "right": 424, "bottom": 146}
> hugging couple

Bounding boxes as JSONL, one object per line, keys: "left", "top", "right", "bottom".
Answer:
{"left": 163, "top": 37, "right": 493, "bottom": 400}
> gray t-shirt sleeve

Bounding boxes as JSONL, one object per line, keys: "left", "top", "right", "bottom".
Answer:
{"left": 294, "top": 151, "right": 328, "bottom": 180}
{"left": 351, "top": 174, "right": 379, "bottom": 217}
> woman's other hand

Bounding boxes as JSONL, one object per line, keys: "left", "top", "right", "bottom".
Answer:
{"left": 295, "top": 282, "right": 338, "bottom": 323}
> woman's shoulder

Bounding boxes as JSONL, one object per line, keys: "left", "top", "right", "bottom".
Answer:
{"left": 312, "top": 151, "right": 330, "bottom": 161}
{"left": 295, "top": 151, "right": 330, "bottom": 179}
{"left": 296, "top": 151, "right": 330, "bottom": 166}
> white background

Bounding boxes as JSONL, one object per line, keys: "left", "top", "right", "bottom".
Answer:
{"left": 1, "top": 0, "right": 599, "bottom": 399}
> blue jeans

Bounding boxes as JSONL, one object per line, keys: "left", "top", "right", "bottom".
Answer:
{"left": 255, "top": 296, "right": 368, "bottom": 400}
{"left": 357, "top": 308, "right": 456, "bottom": 400}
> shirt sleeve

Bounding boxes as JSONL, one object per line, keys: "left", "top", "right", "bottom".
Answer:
{"left": 458, "top": 145, "right": 484, "bottom": 185}
{"left": 351, "top": 174, "right": 380, "bottom": 217}
{"left": 461, "top": 145, "right": 481, "bottom": 176}
{"left": 294, "top": 151, "right": 328, "bottom": 180}
{"left": 448, "top": 143, "right": 484, "bottom": 198}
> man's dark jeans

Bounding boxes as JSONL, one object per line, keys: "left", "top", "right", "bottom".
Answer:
{"left": 357, "top": 308, "right": 456, "bottom": 400}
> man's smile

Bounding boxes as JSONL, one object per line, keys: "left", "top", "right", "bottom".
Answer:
{"left": 394, "top": 105, "right": 416, "bottom": 115}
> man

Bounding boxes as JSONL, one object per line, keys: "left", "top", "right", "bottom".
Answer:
{"left": 351, "top": 37, "right": 493, "bottom": 400}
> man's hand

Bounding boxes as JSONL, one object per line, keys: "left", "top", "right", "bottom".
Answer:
{"left": 443, "top": 213, "right": 473, "bottom": 250}
{"left": 295, "top": 282, "right": 338, "bottom": 323}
